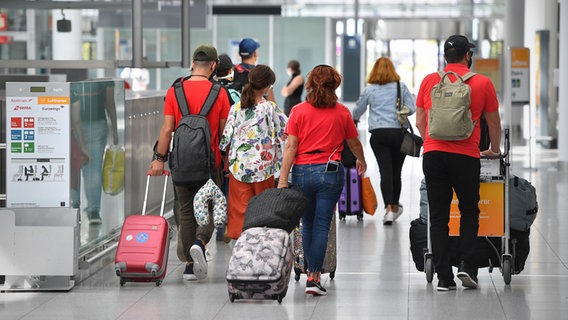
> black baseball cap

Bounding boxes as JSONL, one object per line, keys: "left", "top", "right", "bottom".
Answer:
{"left": 217, "top": 54, "right": 234, "bottom": 73}
{"left": 444, "top": 35, "right": 476, "bottom": 58}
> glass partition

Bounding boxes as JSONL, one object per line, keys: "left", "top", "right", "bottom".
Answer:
{"left": 69, "top": 79, "right": 125, "bottom": 253}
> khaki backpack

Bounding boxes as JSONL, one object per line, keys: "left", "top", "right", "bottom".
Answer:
{"left": 428, "top": 71, "right": 476, "bottom": 140}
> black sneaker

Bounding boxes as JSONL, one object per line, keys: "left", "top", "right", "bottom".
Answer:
{"left": 305, "top": 278, "right": 327, "bottom": 296}
{"left": 436, "top": 279, "right": 457, "bottom": 291}
{"left": 182, "top": 263, "right": 197, "bottom": 281}
{"left": 457, "top": 261, "right": 478, "bottom": 289}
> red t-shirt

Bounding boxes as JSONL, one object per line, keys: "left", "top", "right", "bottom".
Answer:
{"left": 416, "top": 64, "right": 499, "bottom": 158}
{"left": 285, "top": 102, "right": 359, "bottom": 164}
{"left": 163, "top": 80, "right": 230, "bottom": 168}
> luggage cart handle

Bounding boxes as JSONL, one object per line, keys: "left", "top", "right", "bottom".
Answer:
{"left": 480, "top": 128, "right": 510, "bottom": 160}
{"left": 142, "top": 170, "right": 170, "bottom": 216}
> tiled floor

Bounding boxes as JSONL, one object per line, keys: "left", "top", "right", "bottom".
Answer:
{"left": 2, "top": 124, "right": 568, "bottom": 320}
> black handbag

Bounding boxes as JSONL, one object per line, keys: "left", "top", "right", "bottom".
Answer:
{"left": 242, "top": 188, "right": 308, "bottom": 233}
{"left": 396, "top": 82, "right": 423, "bottom": 157}
{"left": 400, "top": 125, "right": 423, "bottom": 157}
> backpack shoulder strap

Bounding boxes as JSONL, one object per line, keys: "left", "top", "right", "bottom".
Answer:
{"left": 199, "top": 83, "right": 221, "bottom": 117}
{"left": 174, "top": 80, "right": 190, "bottom": 116}
{"left": 461, "top": 72, "right": 476, "bottom": 82}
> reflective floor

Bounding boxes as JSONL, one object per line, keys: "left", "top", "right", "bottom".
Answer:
{"left": 2, "top": 121, "right": 568, "bottom": 320}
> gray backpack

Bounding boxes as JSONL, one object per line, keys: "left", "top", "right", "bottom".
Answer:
{"left": 428, "top": 71, "right": 476, "bottom": 140}
{"left": 509, "top": 175, "right": 538, "bottom": 231}
{"left": 169, "top": 81, "right": 220, "bottom": 185}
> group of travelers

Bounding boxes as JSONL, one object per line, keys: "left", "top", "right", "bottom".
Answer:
{"left": 149, "top": 33, "right": 503, "bottom": 295}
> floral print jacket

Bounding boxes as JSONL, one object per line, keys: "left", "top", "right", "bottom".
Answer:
{"left": 219, "top": 99, "right": 288, "bottom": 183}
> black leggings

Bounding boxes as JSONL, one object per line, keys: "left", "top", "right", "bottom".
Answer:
{"left": 369, "top": 128, "right": 406, "bottom": 208}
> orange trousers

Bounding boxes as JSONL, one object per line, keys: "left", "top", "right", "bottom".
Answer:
{"left": 227, "top": 175, "right": 275, "bottom": 239}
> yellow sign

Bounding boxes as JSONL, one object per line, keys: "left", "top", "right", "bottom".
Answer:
{"left": 449, "top": 182, "right": 504, "bottom": 236}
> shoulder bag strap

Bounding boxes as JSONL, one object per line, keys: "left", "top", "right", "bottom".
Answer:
{"left": 396, "top": 81, "right": 401, "bottom": 111}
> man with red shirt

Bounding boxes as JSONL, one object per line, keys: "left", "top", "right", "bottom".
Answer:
{"left": 150, "top": 44, "right": 230, "bottom": 281}
{"left": 416, "top": 35, "right": 502, "bottom": 291}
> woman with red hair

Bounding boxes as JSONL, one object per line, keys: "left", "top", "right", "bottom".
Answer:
{"left": 278, "top": 65, "right": 367, "bottom": 296}
{"left": 352, "top": 57, "right": 416, "bottom": 225}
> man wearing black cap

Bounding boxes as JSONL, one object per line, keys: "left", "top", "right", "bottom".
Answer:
{"left": 150, "top": 44, "right": 230, "bottom": 281}
{"left": 415, "top": 34, "right": 502, "bottom": 291}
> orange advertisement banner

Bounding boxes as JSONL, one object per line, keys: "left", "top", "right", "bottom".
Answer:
{"left": 473, "top": 58, "right": 500, "bottom": 92}
{"left": 511, "top": 47, "right": 530, "bottom": 68}
{"left": 38, "top": 96, "right": 70, "bottom": 104}
{"left": 449, "top": 182, "right": 504, "bottom": 236}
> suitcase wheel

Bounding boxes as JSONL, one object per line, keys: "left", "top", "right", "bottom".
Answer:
{"left": 229, "top": 293, "right": 237, "bottom": 303}
{"left": 357, "top": 213, "right": 363, "bottom": 221}
{"left": 155, "top": 280, "right": 162, "bottom": 287}
{"left": 330, "top": 271, "right": 335, "bottom": 280}
{"left": 120, "top": 278, "right": 126, "bottom": 287}
{"left": 277, "top": 294, "right": 283, "bottom": 304}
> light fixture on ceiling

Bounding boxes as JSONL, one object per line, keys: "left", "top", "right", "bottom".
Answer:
{"left": 57, "top": 9, "right": 71, "bottom": 32}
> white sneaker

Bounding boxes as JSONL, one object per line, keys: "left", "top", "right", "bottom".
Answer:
{"left": 383, "top": 211, "right": 394, "bottom": 225}
{"left": 393, "top": 205, "right": 404, "bottom": 222}
{"left": 189, "top": 243, "right": 207, "bottom": 280}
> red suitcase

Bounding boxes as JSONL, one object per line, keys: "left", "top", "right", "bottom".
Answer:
{"left": 114, "top": 171, "right": 170, "bottom": 286}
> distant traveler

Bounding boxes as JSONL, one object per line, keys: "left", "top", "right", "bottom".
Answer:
{"left": 280, "top": 59, "right": 304, "bottom": 116}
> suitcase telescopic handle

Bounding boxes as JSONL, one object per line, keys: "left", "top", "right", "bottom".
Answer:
{"left": 142, "top": 170, "right": 170, "bottom": 216}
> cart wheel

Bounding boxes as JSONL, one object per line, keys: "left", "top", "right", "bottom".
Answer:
{"left": 424, "top": 254, "right": 434, "bottom": 283}
{"left": 156, "top": 280, "right": 162, "bottom": 287}
{"left": 120, "top": 278, "right": 126, "bottom": 287}
{"left": 229, "top": 293, "right": 236, "bottom": 303}
{"left": 502, "top": 257, "right": 512, "bottom": 285}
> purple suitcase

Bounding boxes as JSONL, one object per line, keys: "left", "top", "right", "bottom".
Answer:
{"left": 338, "top": 166, "right": 363, "bottom": 220}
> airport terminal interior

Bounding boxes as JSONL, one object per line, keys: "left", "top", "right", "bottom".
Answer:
{"left": 1, "top": 0, "right": 568, "bottom": 319}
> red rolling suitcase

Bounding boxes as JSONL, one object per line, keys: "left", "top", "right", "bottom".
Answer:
{"left": 338, "top": 166, "right": 363, "bottom": 220}
{"left": 114, "top": 171, "right": 170, "bottom": 286}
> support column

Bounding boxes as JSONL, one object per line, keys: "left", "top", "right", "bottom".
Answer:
{"left": 51, "top": 9, "right": 82, "bottom": 60}
{"left": 558, "top": 0, "right": 568, "bottom": 166}
{"left": 504, "top": 0, "right": 525, "bottom": 131}
{"left": 524, "top": 0, "right": 559, "bottom": 147}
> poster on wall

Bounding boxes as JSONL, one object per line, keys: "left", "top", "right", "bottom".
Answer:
{"left": 473, "top": 58, "right": 501, "bottom": 93}
{"left": 5, "top": 82, "right": 71, "bottom": 208}
{"left": 511, "top": 47, "right": 530, "bottom": 103}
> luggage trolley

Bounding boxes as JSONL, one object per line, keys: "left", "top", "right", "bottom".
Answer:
{"left": 424, "top": 129, "right": 514, "bottom": 284}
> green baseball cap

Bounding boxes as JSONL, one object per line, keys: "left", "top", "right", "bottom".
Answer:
{"left": 193, "top": 44, "right": 218, "bottom": 61}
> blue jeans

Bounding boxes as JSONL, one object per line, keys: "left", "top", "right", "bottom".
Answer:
{"left": 71, "top": 119, "right": 108, "bottom": 219}
{"left": 292, "top": 163, "right": 344, "bottom": 273}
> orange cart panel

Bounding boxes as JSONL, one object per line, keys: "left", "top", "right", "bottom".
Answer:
{"left": 449, "top": 182, "right": 504, "bottom": 237}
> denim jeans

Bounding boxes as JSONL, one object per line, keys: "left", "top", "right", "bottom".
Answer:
{"left": 71, "top": 119, "right": 108, "bottom": 219}
{"left": 292, "top": 163, "right": 344, "bottom": 273}
{"left": 423, "top": 151, "right": 480, "bottom": 281}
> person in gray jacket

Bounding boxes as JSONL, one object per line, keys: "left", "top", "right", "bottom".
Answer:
{"left": 352, "top": 57, "right": 416, "bottom": 225}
